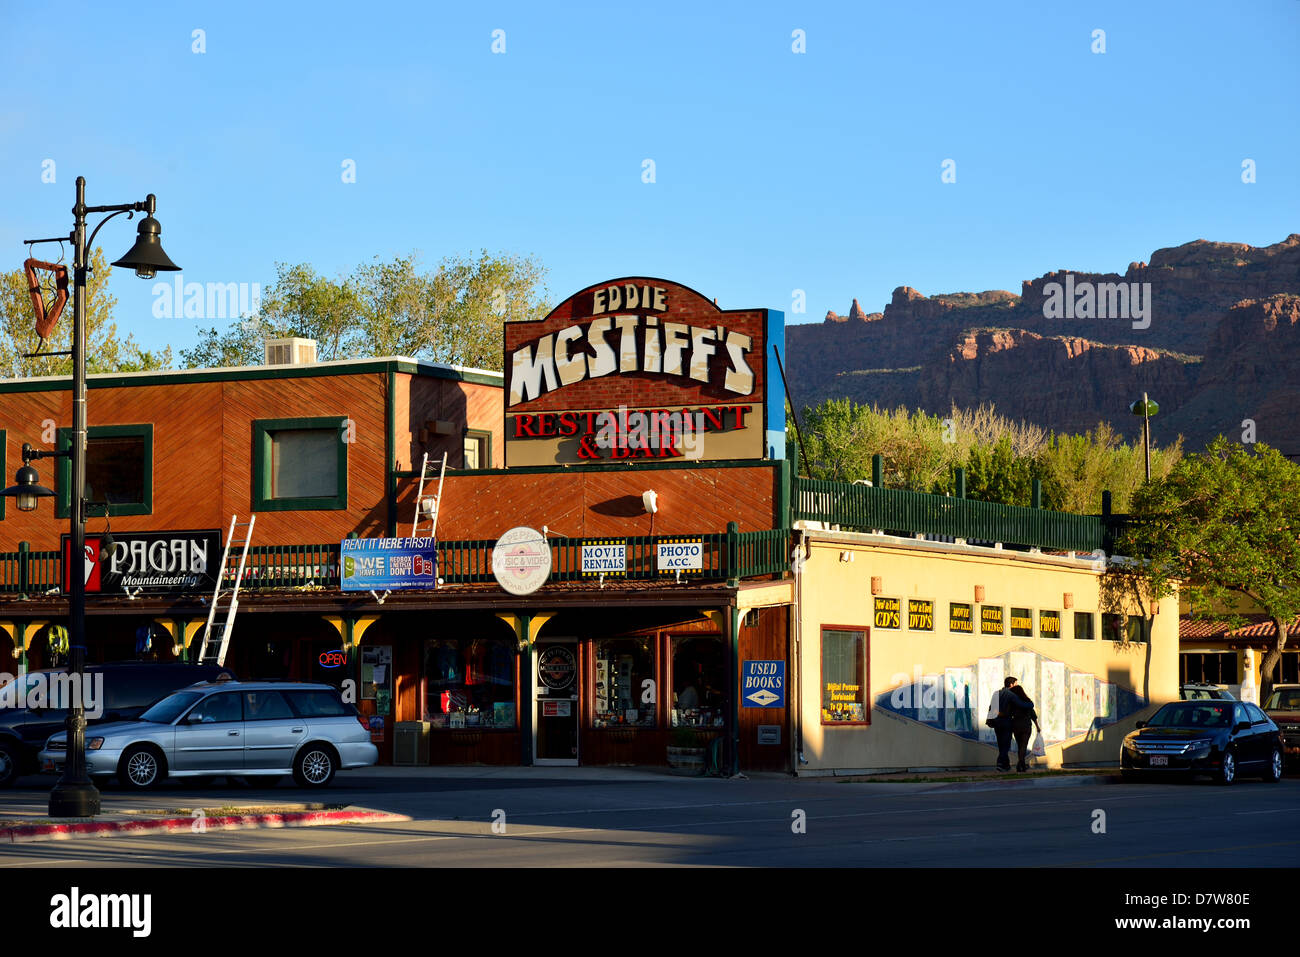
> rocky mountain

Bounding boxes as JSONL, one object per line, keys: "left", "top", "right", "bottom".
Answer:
{"left": 785, "top": 234, "right": 1300, "bottom": 452}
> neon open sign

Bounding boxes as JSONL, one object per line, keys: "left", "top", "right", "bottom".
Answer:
{"left": 319, "top": 650, "right": 347, "bottom": 669}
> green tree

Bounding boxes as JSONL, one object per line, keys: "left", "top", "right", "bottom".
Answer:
{"left": 0, "top": 248, "right": 172, "bottom": 378}
{"left": 966, "top": 434, "right": 1037, "bottom": 506}
{"left": 180, "top": 250, "right": 549, "bottom": 370}
{"left": 1113, "top": 438, "right": 1300, "bottom": 700}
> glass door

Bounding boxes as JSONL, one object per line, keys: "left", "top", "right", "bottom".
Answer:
{"left": 534, "top": 639, "right": 578, "bottom": 765}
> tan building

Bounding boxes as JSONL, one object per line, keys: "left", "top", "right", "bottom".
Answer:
{"left": 791, "top": 527, "right": 1178, "bottom": 773}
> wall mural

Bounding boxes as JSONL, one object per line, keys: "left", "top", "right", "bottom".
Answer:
{"left": 1040, "top": 660, "right": 1067, "bottom": 741}
{"left": 943, "top": 667, "right": 975, "bottom": 733}
{"left": 878, "top": 646, "right": 1146, "bottom": 747}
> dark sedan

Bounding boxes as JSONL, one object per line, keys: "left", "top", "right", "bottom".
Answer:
{"left": 1120, "top": 700, "right": 1284, "bottom": 784}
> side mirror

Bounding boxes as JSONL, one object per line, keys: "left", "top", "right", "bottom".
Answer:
{"left": 186, "top": 712, "right": 205, "bottom": 724}
{"left": 1234, "top": 721, "right": 1251, "bottom": 733}
{"left": 1134, "top": 720, "right": 1146, "bottom": 729}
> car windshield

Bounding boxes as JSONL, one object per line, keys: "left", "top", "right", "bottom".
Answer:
{"left": 1148, "top": 703, "right": 1232, "bottom": 728}
{"left": 1264, "top": 689, "right": 1300, "bottom": 711}
{"left": 139, "top": 691, "right": 205, "bottom": 724}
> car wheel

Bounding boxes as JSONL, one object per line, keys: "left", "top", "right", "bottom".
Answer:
{"left": 119, "top": 745, "right": 166, "bottom": 790}
{"left": 1215, "top": 749, "right": 1236, "bottom": 786}
{"left": 1263, "top": 748, "right": 1283, "bottom": 783}
{"left": 293, "top": 746, "right": 336, "bottom": 787}
{"left": 0, "top": 742, "right": 20, "bottom": 788}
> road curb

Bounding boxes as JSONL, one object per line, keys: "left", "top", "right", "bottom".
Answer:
{"left": 2, "top": 808, "right": 411, "bottom": 844}
{"left": 926, "top": 774, "right": 1123, "bottom": 792}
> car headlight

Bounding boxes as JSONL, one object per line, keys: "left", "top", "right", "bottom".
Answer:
{"left": 86, "top": 737, "right": 104, "bottom": 750}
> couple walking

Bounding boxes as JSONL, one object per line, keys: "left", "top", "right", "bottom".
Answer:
{"left": 988, "top": 676, "right": 1040, "bottom": 772}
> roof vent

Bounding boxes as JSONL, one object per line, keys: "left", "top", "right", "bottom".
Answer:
{"left": 265, "top": 337, "right": 317, "bottom": 366}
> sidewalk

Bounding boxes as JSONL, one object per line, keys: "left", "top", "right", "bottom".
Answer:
{"left": 0, "top": 801, "right": 410, "bottom": 844}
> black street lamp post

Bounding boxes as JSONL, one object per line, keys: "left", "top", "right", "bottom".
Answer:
{"left": 1129, "top": 392, "right": 1160, "bottom": 483}
{"left": 5, "top": 177, "right": 179, "bottom": 817}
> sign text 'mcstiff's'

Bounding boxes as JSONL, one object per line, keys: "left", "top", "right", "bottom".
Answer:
{"left": 508, "top": 286, "right": 754, "bottom": 407}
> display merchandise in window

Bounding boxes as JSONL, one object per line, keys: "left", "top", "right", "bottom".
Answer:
{"left": 422, "top": 638, "right": 517, "bottom": 728}
{"left": 593, "top": 638, "right": 655, "bottom": 727}
{"left": 671, "top": 637, "right": 727, "bottom": 728}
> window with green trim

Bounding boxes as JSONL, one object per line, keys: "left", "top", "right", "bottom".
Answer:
{"left": 56, "top": 424, "right": 153, "bottom": 517}
{"left": 252, "top": 417, "right": 348, "bottom": 511}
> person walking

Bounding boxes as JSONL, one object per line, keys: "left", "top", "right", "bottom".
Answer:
{"left": 990, "top": 677, "right": 1019, "bottom": 771}
{"left": 1009, "top": 683, "right": 1040, "bottom": 772}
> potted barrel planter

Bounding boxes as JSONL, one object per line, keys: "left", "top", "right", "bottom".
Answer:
{"left": 666, "top": 727, "right": 705, "bottom": 773}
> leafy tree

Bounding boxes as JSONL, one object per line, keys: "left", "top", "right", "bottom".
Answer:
{"left": 965, "top": 434, "right": 1038, "bottom": 506}
{"left": 791, "top": 397, "right": 1180, "bottom": 512}
{"left": 0, "top": 247, "right": 172, "bottom": 378}
{"left": 1113, "top": 438, "right": 1300, "bottom": 700}
{"left": 180, "top": 250, "right": 549, "bottom": 370}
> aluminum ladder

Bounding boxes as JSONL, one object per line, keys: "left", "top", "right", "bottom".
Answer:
{"left": 196, "top": 514, "right": 256, "bottom": 667}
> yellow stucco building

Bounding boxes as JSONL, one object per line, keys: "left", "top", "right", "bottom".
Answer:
{"left": 789, "top": 525, "right": 1179, "bottom": 774}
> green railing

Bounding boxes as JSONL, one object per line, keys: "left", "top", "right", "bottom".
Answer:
{"left": 0, "top": 543, "right": 62, "bottom": 595}
{"left": 793, "top": 478, "right": 1107, "bottom": 552}
{"left": 0, "top": 525, "right": 790, "bottom": 596}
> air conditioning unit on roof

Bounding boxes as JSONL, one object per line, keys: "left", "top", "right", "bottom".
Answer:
{"left": 264, "top": 337, "right": 317, "bottom": 366}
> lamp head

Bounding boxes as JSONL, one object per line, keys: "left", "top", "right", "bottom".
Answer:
{"left": 1, "top": 463, "right": 55, "bottom": 512}
{"left": 112, "top": 214, "right": 180, "bottom": 279}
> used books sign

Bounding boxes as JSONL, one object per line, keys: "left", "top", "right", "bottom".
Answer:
{"left": 341, "top": 537, "right": 438, "bottom": 591}
{"left": 62, "top": 530, "right": 221, "bottom": 595}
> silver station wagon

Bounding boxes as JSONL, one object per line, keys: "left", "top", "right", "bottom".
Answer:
{"left": 40, "top": 680, "right": 378, "bottom": 789}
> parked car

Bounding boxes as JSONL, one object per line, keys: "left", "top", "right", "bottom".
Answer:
{"left": 0, "top": 662, "right": 234, "bottom": 788}
{"left": 1179, "top": 683, "right": 1235, "bottom": 700}
{"left": 1261, "top": 683, "right": 1300, "bottom": 767}
{"left": 1120, "top": 700, "right": 1284, "bottom": 784}
{"left": 39, "top": 680, "right": 378, "bottom": 789}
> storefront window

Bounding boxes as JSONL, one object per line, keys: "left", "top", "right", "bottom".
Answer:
{"left": 821, "top": 627, "right": 866, "bottom": 724}
{"left": 593, "top": 637, "right": 655, "bottom": 728}
{"left": 671, "top": 637, "right": 726, "bottom": 729}
{"left": 1124, "top": 616, "right": 1150, "bottom": 643}
{"left": 1074, "top": 612, "right": 1095, "bottom": 640}
{"left": 1009, "top": 607, "right": 1033, "bottom": 638}
{"left": 422, "top": 638, "right": 517, "bottom": 729}
{"left": 1180, "top": 652, "right": 1239, "bottom": 685}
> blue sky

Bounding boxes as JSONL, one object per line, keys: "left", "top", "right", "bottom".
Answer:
{"left": 3, "top": 0, "right": 1297, "bottom": 358}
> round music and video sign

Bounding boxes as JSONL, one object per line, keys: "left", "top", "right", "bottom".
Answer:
{"left": 491, "top": 526, "right": 552, "bottom": 595}
{"left": 537, "top": 645, "right": 576, "bottom": 691}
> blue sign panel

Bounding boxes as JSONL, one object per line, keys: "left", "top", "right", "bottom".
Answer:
{"left": 340, "top": 537, "right": 437, "bottom": 591}
{"left": 742, "top": 660, "right": 786, "bottom": 708}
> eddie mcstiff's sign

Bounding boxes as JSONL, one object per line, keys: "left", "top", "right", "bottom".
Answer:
{"left": 503, "top": 277, "right": 785, "bottom": 466}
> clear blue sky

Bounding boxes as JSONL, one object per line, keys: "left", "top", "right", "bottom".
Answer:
{"left": 3, "top": 1, "right": 1297, "bottom": 358}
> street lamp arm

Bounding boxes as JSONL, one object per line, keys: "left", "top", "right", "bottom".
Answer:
{"left": 84, "top": 208, "right": 138, "bottom": 260}
{"left": 20, "top": 442, "right": 70, "bottom": 463}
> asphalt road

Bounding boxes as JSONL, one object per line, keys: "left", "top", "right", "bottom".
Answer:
{"left": 2, "top": 771, "right": 1297, "bottom": 867}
